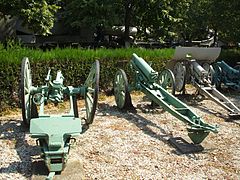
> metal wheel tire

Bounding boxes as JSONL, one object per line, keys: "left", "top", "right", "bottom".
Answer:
{"left": 158, "top": 69, "right": 176, "bottom": 95}
{"left": 84, "top": 60, "right": 100, "bottom": 125}
{"left": 173, "top": 62, "right": 186, "bottom": 92}
{"left": 20, "top": 57, "right": 37, "bottom": 127}
{"left": 114, "top": 69, "right": 132, "bottom": 109}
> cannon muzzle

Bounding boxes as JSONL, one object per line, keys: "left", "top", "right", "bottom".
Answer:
{"left": 131, "top": 53, "right": 158, "bottom": 83}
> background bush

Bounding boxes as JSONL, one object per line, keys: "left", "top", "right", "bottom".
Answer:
{"left": 0, "top": 45, "right": 239, "bottom": 113}
{"left": 0, "top": 46, "right": 174, "bottom": 113}
{"left": 218, "top": 49, "right": 240, "bottom": 66}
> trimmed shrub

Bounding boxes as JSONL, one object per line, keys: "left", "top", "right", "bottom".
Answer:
{"left": 0, "top": 46, "right": 174, "bottom": 113}
{"left": 0, "top": 46, "right": 239, "bottom": 113}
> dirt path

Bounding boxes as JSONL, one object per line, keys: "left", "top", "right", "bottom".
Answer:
{"left": 0, "top": 92, "right": 240, "bottom": 179}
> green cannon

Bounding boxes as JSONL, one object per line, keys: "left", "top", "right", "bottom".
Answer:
{"left": 211, "top": 60, "right": 240, "bottom": 91}
{"left": 168, "top": 47, "right": 240, "bottom": 117}
{"left": 19, "top": 57, "right": 100, "bottom": 179}
{"left": 114, "top": 53, "right": 218, "bottom": 144}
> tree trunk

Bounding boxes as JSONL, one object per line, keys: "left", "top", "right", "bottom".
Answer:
{"left": 124, "top": 0, "right": 132, "bottom": 48}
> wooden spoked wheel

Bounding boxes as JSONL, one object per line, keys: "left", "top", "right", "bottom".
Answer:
{"left": 158, "top": 69, "right": 176, "bottom": 95}
{"left": 212, "top": 64, "right": 222, "bottom": 89}
{"left": 113, "top": 69, "right": 132, "bottom": 109}
{"left": 173, "top": 62, "right": 186, "bottom": 92}
{"left": 20, "top": 57, "right": 38, "bottom": 128}
{"left": 84, "top": 60, "right": 100, "bottom": 125}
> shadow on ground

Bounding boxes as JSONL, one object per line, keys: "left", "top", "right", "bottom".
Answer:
{"left": 0, "top": 120, "right": 41, "bottom": 178}
{"left": 176, "top": 93, "right": 231, "bottom": 120}
{"left": 98, "top": 102, "right": 204, "bottom": 155}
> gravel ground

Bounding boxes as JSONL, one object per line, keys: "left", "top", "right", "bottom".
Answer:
{"left": 0, "top": 90, "right": 240, "bottom": 179}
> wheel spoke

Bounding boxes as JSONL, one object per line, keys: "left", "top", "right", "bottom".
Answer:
{"left": 20, "top": 57, "right": 36, "bottom": 128}
{"left": 86, "top": 93, "right": 94, "bottom": 104}
{"left": 114, "top": 69, "right": 131, "bottom": 109}
{"left": 158, "top": 69, "right": 176, "bottom": 95}
{"left": 83, "top": 60, "right": 99, "bottom": 125}
{"left": 173, "top": 62, "right": 185, "bottom": 92}
{"left": 87, "top": 87, "right": 95, "bottom": 93}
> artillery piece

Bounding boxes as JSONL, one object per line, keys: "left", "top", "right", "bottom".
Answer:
{"left": 113, "top": 53, "right": 218, "bottom": 145}
{"left": 20, "top": 57, "right": 99, "bottom": 179}
{"left": 211, "top": 60, "right": 240, "bottom": 91}
{"left": 168, "top": 47, "right": 240, "bottom": 117}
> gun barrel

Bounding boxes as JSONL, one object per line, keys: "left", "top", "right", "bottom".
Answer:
{"left": 191, "top": 60, "right": 207, "bottom": 76}
{"left": 132, "top": 53, "right": 158, "bottom": 82}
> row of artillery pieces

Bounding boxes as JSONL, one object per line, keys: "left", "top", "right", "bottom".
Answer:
{"left": 20, "top": 47, "right": 240, "bottom": 179}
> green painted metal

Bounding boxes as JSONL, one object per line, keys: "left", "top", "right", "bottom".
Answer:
{"left": 158, "top": 69, "right": 176, "bottom": 95}
{"left": 84, "top": 61, "right": 100, "bottom": 124}
{"left": 171, "top": 48, "right": 240, "bottom": 117}
{"left": 212, "top": 61, "right": 240, "bottom": 91}
{"left": 131, "top": 53, "right": 158, "bottom": 83}
{"left": 20, "top": 57, "right": 37, "bottom": 127}
{"left": 30, "top": 117, "right": 81, "bottom": 173}
{"left": 170, "top": 47, "right": 240, "bottom": 117}
{"left": 20, "top": 57, "right": 100, "bottom": 179}
{"left": 114, "top": 53, "right": 218, "bottom": 144}
{"left": 114, "top": 69, "right": 132, "bottom": 109}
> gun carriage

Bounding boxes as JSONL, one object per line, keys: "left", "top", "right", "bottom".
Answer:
{"left": 20, "top": 57, "right": 99, "bottom": 179}
{"left": 168, "top": 47, "right": 240, "bottom": 117}
{"left": 211, "top": 60, "right": 240, "bottom": 91}
{"left": 113, "top": 53, "right": 218, "bottom": 145}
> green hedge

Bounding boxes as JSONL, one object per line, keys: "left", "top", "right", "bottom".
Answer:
{"left": 0, "top": 45, "right": 240, "bottom": 113}
{"left": 0, "top": 46, "right": 174, "bottom": 113}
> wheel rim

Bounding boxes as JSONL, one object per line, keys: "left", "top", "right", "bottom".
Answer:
{"left": 84, "top": 60, "right": 100, "bottom": 125}
{"left": 114, "top": 69, "right": 131, "bottom": 109}
{"left": 158, "top": 69, "right": 176, "bottom": 95}
{"left": 20, "top": 57, "right": 32, "bottom": 126}
{"left": 173, "top": 62, "right": 186, "bottom": 92}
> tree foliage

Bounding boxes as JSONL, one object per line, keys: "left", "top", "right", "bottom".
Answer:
{"left": 63, "top": 0, "right": 180, "bottom": 41}
{"left": 207, "top": 0, "right": 240, "bottom": 42}
{"left": 63, "top": 0, "right": 124, "bottom": 29}
{"left": 172, "top": 0, "right": 209, "bottom": 41}
{"left": 172, "top": 0, "right": 240, "bottom": 44}
{"left": 0, "top": 0, "right": 240, "bottom": 44}
{"left": 134, "top": 0, "right": 181, "bottom": 40}
{"left": 0, "top": 0, "right": 60, "bottom": 35}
